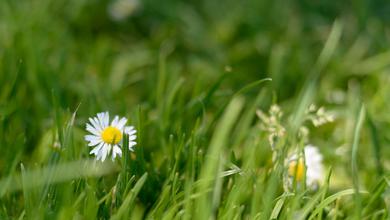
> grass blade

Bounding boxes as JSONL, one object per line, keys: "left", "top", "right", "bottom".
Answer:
{"left": 111, "top": 173, "right": 148, "bottom": 220}
{"left": 351, "top": 105, "right": 366, "bottom": 219}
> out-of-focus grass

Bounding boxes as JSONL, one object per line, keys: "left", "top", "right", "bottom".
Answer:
{"left": 0, "top": 0, "right": 389, "bottom": 219}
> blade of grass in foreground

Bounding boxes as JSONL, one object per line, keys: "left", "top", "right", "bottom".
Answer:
{"left": 290, "top": 20, "right": 342, "bottom": 133}
{"left": 296, "top": 187, "right": 327, "bottom": 220}
{"left": 362, "top": 178, "right": 388, "bottom": 216}
{"left": 270, "top": 193, "right": 287, "bottom": 219}
{"left": 21, "top": 164, "right": 34, "bottom": 219}
{"left": 115, "top": 133, "right": 131, "bottom": 206}
{"left": 111, "top": 173, "right": 147, "bottom": 220}
{"left": 0, "top": 160, "right": 119, "bottom": 196}
{"left": 194, "top": 96, "right": 244, "bottom": 219}
{"left": 351, "top": 105, "right": 365, "bottom": 219}
{"left": 234, "top": 78, "right": 272, "bottom": 96}
{"left": 40, "top": 106, "right": 80, "bottom": 207}
{"left": 367, "top": 112, "right": 383, "bottom": 175}
{"left": 308, "top": 189, "right": 368, "bottom": 219}
{"left": 317, "top": 167, "right": 333, "bottom": 220}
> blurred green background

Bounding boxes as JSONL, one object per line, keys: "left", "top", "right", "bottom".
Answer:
{"left": 0, "top": 0, "right": 389, "bottom": 218}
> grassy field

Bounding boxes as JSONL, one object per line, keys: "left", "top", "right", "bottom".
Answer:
{"left": 0, "top": 0, "right": 389, "bottom": 219}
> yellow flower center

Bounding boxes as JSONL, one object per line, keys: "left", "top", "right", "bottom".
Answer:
{"left": 101, "top": 126, "right": 122, "bottom": 144}
{"left": 288, "top": 158, "right": 305, "bottom": 181}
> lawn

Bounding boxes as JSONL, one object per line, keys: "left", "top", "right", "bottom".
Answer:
{"left": 0, "top": 0, "right": 389, "bottom": 219}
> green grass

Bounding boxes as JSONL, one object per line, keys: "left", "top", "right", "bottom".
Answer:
{"left": 0, "top": 0, "right": 390, "bottom": 219}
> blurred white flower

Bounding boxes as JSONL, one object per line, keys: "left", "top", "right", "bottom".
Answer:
{"left": 108, "top": 0, "right": 140, "bottom": 21}
{"left": 287, "top": 145, "right": 324, "bottom": 187}
{"left": 85, "top": 112, "right": 137, "bottom": 161}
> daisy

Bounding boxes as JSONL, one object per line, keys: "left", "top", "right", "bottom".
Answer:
{"left": 287, "top": 145, "right": 324, "bottom": 187}
{"left": 84, "top": 112, "right": 137, "bottom": 161}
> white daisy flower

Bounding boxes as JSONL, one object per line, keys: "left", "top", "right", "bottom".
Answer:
{"left": 85, "top": 112, "right": 137, "bottom": 161}
{"left": 287, "top": 145, "right": 324, "bottom": 187}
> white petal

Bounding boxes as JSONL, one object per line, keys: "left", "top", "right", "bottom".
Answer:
{"left": 89, "top": 117, "right": 102, "bottom": 132}
{"left": 101, "top": 144, "right": 109, "bottom": 161}
{"left": 90, "top": 147, "right": 98, "bottom": 155}
{"left": 86, "top": 124, "right": 100, "bottom": 136}
{"left": 93, "top": 117, "right": 104, "bottom": 131}
{"left": 96, "top": 145, "right": 105, "bottom": 161}
{"left": 111, "top": 152, "right": 116, "bottom": 161}
{"left": 116, "top": 117, "right": 128, "bottom": 130}
{"left": 96, "top": 113, "right": 104, "bottom": 128}
{"left": 103, "top": 112, "right": 110, "bottom": 127}
{"left": 129, "top": 141, "right": 136, "bottom": 150}
{"left": 111, "top": 116, "right": 119, "bottom": 127}
{"left": 97, "top": 112, "right": 105, "bottom": 120}
{"left": 96, "top": 151, "right": 102, "bottom": 161}
{"left": 129, "top": 135, "right": 136, "bottom": 141}
{"left": 85, "top": 134, "right": 99, "bottom": 142}
{"left": 86, "top": 135, "right": 102, "bottom": 146}
{"left": 111, "top": 151, "right": 116, "bottom": 161}
{"left": 97, "top": 112, "right": 108, "bottom": 129}
{"left": 124, "top": 126, "right": 136, "bottom": 134}
{"left": 90, "top": 142, "right": 104, "bottom": 155}
{"left": 303, "top": 145, "right": 324, "bottom": 185}
{"left": 115, "top": 145, "right": 122, "bottom": 157}
{"left": 112, "top": 145, "right": 122, "bottom": 160}
{"left": 89, "top": 140, "right": 101, "bottom": 147}
{"left": 107, "top": 144, "right": 112, "bottom": 155}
